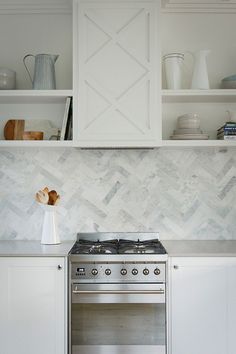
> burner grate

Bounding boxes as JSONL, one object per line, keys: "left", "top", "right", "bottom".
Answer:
{"left": 70, "top": 238, "right": 166, "bottom": 255}
{"left": 70, "top": 239, "right": 119, "bottom": 254}
{"left": 118, "top": 239, "right": 167, "bottom": 254}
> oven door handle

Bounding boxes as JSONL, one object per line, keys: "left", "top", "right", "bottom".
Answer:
{"left": 72, "top": 289, "right": 165, "bottom": 295}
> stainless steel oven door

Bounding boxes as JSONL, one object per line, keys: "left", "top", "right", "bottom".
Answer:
{"left": 71, "top": 283, "right": 166, "bottom": 354}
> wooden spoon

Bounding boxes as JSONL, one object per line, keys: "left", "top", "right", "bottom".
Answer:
{"left": 35, "top": 190, "right": 49, "bottom": 204}
{"left": 48, "top": 190, "right": 58, "bottom": 205}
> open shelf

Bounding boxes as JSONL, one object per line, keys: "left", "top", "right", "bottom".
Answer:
{"left": 0, "top": 140, "right": 74, "bottom": 147}
{"left": 162, "top": 140, "right": 236, "bottom": 147}
{"left": 0, "top": 90, "right": 73, "bottom": 103}
{"left": 162, "top": 90, "right": 236, "bottom": 103}
{"left": 0, "top": 91, "right": 74, "bottom": 145}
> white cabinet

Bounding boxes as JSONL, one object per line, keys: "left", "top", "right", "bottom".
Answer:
{"left": 0, "top": 257, "right": 67, "bottom": 354}
{"left": 74, "top": 0, "right": 161, "bottom": 147}
{"left": 169, "top": 257, "right": 236, "bottom": 354}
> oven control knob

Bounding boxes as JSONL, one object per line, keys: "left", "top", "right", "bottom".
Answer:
{"left": 105, "top": 268, "right": 111, "bottom": 276}
{"left": 91, "top": 268, "right": 98, "bottom": 276}
{"left": 132, "top": 268, "right": 138, "bottom": 275}
{"left": 120, "top": 268, "right": 127, "bottom": 276}
{"left": 143, "top": 268, "right": 149, "bottom": 276}
{"left": 154, "top": 268, "right": 161, "bottom": 275}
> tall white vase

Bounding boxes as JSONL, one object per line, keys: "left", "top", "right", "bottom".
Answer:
{"left": 41, "top": 205, "right": 60, "bottom": 245}
{"left": 191, "top": 50, "right": 210, "bottom": 90}
{"left": 163, "top": 53, "right": 185, "bottom": 89}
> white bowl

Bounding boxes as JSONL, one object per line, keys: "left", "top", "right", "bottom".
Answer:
{"left": 177, "top": 114, "right": 200, "bottom": 129}
{"left": 174, "top": 128, "right": 202, "bottom": 135}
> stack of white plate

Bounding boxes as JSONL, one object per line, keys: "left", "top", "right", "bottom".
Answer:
{"left": 170, "top": 114, "right": 209, "bottom": 140}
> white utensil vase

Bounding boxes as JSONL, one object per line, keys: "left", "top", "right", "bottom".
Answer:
{"left": 41, "top": 205, "right": 60, "bottom": 245}
{"left": 163, "top": 53, "right": 184, "bottom": 89}
{"left": 191, "top": 50, "right": 210, "bottom": 89}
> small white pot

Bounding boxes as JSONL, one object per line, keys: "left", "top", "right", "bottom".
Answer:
{"left": 177, "top": 113, "right": 200, "bottom": 129}
{"left": 0, "top": 67, "right": 16, "bottom": 89}
{"left": 40, "top": 204, "right": 60, "bottom": 245}
{"left": 163, "top": 53, "right": 184, "bottom": 90}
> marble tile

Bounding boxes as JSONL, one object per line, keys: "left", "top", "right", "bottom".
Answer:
{"left": 0, "top": 147, "right": 236, "bottom": 240}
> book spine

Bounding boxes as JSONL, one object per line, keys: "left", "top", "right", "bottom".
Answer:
{"left": 217, "top": 131, "right": 236, "bottom": 137}
{"left": 224, "top": 127, "right": 236, "bottom": 130}
{"left": 218, "top": 136, "right": 236, "bottom": 140}
{"left": 217, "top": 124, "right": 236, "bottom": 132}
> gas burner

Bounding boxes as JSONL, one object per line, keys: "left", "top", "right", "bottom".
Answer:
{"left": 118, "top": 239, "right": 167, "bottom": 254}
{"left": 69, "top": 233, "right": 167, "bottom": 256}
{"left": 70, "top": 239, "right": 118, "bottom": 254}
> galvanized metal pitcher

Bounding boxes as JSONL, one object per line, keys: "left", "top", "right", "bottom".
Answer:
{"left": 23, "top": 53, "right": 59, "bottom": 89}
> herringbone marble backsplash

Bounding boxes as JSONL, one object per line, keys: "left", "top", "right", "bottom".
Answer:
{"left": 0, "top": 147, "right": 236, "bottom": 241}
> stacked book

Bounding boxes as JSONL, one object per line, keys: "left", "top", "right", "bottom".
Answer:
{"left": 60, "top": 97, "right": 73, "bottom": 141}
{"left": 217, "top": 122, "right": 236, "bottom": 140}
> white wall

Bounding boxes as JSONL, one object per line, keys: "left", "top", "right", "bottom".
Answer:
{"left": 162, "top": 13, "right": 236, "bottom": 89}
{"left": 0, "top": 13, "right": 72, "bottom": 89}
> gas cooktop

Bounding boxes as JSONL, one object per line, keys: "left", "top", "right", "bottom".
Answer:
{"left": 70, "top": 232, "right": 167, "bottom": 255}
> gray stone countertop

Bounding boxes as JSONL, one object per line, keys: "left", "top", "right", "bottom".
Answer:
{"left": 162, "top": 240, "right": 236, "bottom": 257}
{"left": 1, "top": 240, "right": 236, "bottom": 258}
{"left": 0, "top": 240, "right": 74, "bottom": 257}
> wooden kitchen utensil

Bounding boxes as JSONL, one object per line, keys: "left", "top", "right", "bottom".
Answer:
{"left": 4, "top": 119, "right": 25, "bottom": 140}
{"left": 22, "top": 131, "right": 44, "bottom": 140}
{"left": 48, "top": 190, "right": 58, "bottom": 205}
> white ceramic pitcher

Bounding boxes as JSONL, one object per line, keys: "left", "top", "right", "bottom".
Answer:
{"left": 163, "top": 53, "right": 185, "bottom": 89}
{"left": 191, "top": 50, "right": 210, "bottom": 90}
{"left": 41, "top": 204, "right": 60, "bottom": 245}
{"left": 23, "top": 53, "right": 59, "bottom": 90}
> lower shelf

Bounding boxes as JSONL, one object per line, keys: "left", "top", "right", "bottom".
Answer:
{"left": 162, "top": 140, "right": 236, "bottom": 147}
{"left": 0, "top": 140, "right": 236, "bottom": 148}
{"left": 0, "top": 140, "right": 74, "bottom": 147}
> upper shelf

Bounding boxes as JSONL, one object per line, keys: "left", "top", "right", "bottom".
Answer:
{"left": 162, "top": 90, "right": 236, "bottom": 103}
{"left": 0, "top": 90, "right": 73, "bottom": 103}
{"left": 162, "top": 0, "right": 236, "bottom": 13}
{"left": 0, "top": 0, "right": 72, "bottom": 14}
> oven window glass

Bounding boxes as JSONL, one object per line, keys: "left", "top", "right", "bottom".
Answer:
{"left": 71, "top": 303, "right": 165, "bottom": 346}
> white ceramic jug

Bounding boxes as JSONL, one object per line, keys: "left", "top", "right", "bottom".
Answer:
{"left": 163, "top": 53, "right": 185, "bottom": 89}
{"left": 191, "top": 50, "right": 210, "bottom": 90}
{"left": 41, "top": 204, "right": 60, "bottom": 245}
{"left": 23, "top": 53, "right": 59, "bottom": 90}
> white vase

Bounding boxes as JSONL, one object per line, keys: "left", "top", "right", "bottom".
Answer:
{"left": 163, "top": 53, "right": 185, "bottom": 89}
{"left": 191, "top": 50, "right": 210, "bottom": 90}
{"left": 41, "top": 205, "right": 60, "bottom": 245}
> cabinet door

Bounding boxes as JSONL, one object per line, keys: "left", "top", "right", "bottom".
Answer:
{"left": 227, "top": 262, "right": 236, "bottom": 354}
{"left": 75, "top": 0, "right": 161, "bottom": 147}
{"left": 0, "top": 257, "right": 66, "bottom": 354}
{"left": 169, "top": 257, "right": 228, "bottom": 354}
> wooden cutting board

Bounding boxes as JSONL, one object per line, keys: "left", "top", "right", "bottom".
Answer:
{"left": 4, "top": 120, "right": 25, "bottom": 140}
